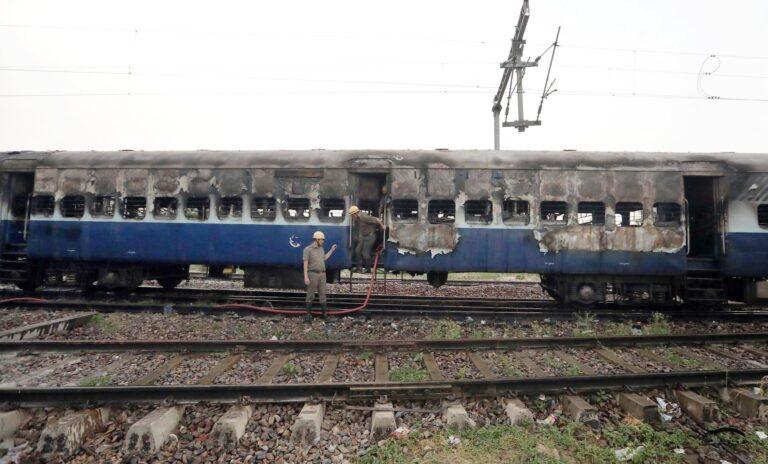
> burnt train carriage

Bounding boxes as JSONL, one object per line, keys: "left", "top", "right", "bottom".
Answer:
{"left": 0, "top": 149, "right": 767, "bottom": 304}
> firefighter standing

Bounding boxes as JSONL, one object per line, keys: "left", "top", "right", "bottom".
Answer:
{"left": 303, "top": 231, "right": 337, "bottom": 321}
{"left": 349, "top": 205, "right": 386, "bottom": 273}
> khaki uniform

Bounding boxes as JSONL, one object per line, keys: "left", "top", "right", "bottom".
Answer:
{"left": 303, "top": 242, "right": 327, "bottom": 304}
{"left": 354, "top": 213, "right": 379, "bottom": 269}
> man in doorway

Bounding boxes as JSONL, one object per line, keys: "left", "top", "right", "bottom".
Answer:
{"left": 349, "top": 205, "right": 386, "bottom": 273}
{"left": 303, "top": 231, "right": 337, "bottom": 321}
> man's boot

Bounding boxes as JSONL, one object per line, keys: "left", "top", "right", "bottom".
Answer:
{"left": 304, "top": 302, "right": 313, "bottom": 323}
{"left": 321, "top": 304, "right": 328, "bottom": 319}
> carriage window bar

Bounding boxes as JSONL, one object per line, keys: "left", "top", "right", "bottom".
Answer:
{"left": 358, "top": 199, "right": 379, "bottom": 217}
{"left": 31, "top": 195, "right": 55, "bottom": 217}
{"left": 284, "top": 198, "right": 311, "bottom": 220}
{"left": 464, "top": 200, "right": 493, "bottom": 224}
{"left": 540, "top": 201, "right": 568, "bottom": 224}
{"left": 758, "top": 204, "right": 768, "bottom": 226}
{"left": 577, "top": 202, "right": 605, "bottom": 226}
{"left": 11, "top": 194, "right": 29, "bottom": 219}
{"left": 60, "top": 195, "right": 86, "bottom": 218}
{"left": 502, "top": 199, "right": 530, "bottom": 224}
{"left": 428, "top": 200, "right": 455, "bottom": 224}
{"left": 91, "top": 195, "right": 116, "bottom": 218}
{"left": 153, "top": 197, "right": 178, "bottom": 219}
{"left": 185, "top": 197, "right": 210, "bottom": 221}
{"left": 392, "top": 199, "right": 419, "bottom": 221}
{"left": 251, "top": 197, "right": 277, "bottom": 220}
{"left": 122, "top": 197, "right": 147, "bottom": 220}
{"left": 615, "top": 202, "right": 643, "bottom": 227}
{"left": 218, "top": 196, "right": 243, "bottom": 219}
{"left": 320, "top": 198, "right": 345, "bottom": 221}
{"left": 653, "top": 202, "right": 681, "bottom": 226}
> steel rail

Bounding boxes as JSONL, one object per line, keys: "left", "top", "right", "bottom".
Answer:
{"left": 3, "top": 369, "right": 766, "bottom": 406}
{"left": 3, "top": 332, "right": 768, "bottom": 353}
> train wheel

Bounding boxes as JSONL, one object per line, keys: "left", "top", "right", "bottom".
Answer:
{"left": 157, "top": 277, "right": 183, "bottom": 290}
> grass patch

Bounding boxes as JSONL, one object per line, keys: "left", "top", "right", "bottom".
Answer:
{"left": 357, "top": 421, "right": 700, "bottom": 464}
{"left": 430, "top": 320, "right": 462, "bottom": 340}
{"left": 88, "top": 313, "right": 119, "bottom": 334}
{"left": 603, "top": 322, "right": 634, "bottom": 337}
{"left": 280, "top": 362, "right": 299, "bottom": 376}
{"left": 573, "top": 311, "right": 597, "bottom": 337}
{"left": 360, "top": 351, "right": 373, "bottom": 360}
{"left": 499, "top": 356, "right": 525, "bottom": 377}
{"left": 645, "top": 312, "right": 671, "bottom": 335}
{"left": 528, "top": 321, "right": 552, "bottom": 337}
{"left": 389, "top": 366, "right": 428, "bottom": 382}
{"left": 470, "top": 327, "right": 498, "bottom": 339}
{"left": 664, "top": 350, "right": 702, "bottom": 368}
{"left": 79, "top": 375, "right": 114, "bottom": 387}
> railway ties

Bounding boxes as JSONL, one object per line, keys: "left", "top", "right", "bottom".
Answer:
{"left": 3, "top": 334, "right": 768, "bottom": 459}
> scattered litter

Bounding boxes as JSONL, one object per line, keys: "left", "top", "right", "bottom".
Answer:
{"left": 447, "top": 435, "right": 461, "bottom": 446}
{"left": 673, "top": 448, "right": 685, "bottom": 454}
{"left": 390, "top": 426, "right": 410, "bottom": 439}
{"left": 480, "top": 320, "right": 486, "bottom": 325}
{"left": 390, "top": 323, "right": 398, "bottom": 330}
{"left": 537, "top": 414, "right": 557, "bottom": 426}
{"left": 466, "top": 317, "right": 474, "bottom": 322}
{"left": 720, "top": 461, "right": 732, "bottom": 464}
{"left": 756, "top": 431, "right": 767, "bottom": 440}
{"left": 655, "top": 397, "right": 680, "bottom": 421}
{"left": 615, "top": 446, "right": 644, "bottom": 461}
{"left": 270, "top": 335, "right": 278, "bottom": 341}
{"left": 538, "top": 394, "right": 547, "bottom": 401}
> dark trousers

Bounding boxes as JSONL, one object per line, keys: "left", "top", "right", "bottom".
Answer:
{"left": 354, "top": 234, "right": 376, "bottom": 269}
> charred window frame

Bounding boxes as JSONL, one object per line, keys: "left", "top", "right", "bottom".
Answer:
{"left": 251, "top": 197, "right": 277, "bottom": 221}
{"left": 185, "top": 197, "right": 210, "bottom": 221}
{"left": 540, "top": 201, "right": 568, "bottom": 224}
{"left": 464, "top": 199, "right": 493, "bottom": 224}
{"left": 759, "top": 204, "right": 768, "bottom": 227}
{"left": 31, "top": 195, "right": 55, "bottom": 217}
{"left": 615, "top": 202, "right": 643, "bottom": 227}
{"left": 428, "top": 199, "right": 455, "bottom": 224}
{"left": 11, "top": 194, "right": 30, "bottom": 219}
{"left": 358, "top": 199, "right": 379, "bottom": 217}
{"left": 502, "top": 199, "right": 530, "bottom": 225}
{"left": 153, "top": 197, "right": 178, "bottom": 219}
{"left": 60, "top": 195, "right": 86, "bottom": 218}
{"left": 218, "top": 196, "right": 243, "bottom": 219}
{"left": 284, "top": 198, "right": 311, "bottom": 221}
{"left": 577, "top": 202, "right": 605, "bottom": 226}
{"left": 320, "top": 198, "right": 345, "bottom": 222}
{"left": 122, "top": 197, "right": 147, "bottom": 220}
{"left": 91, "top": 195, "right": 116, "bottom": 218}
{"left": 392, "top": 199, "right": 419, "bottom": 222}
{"left": 653, "top": 202, "right": 681, "bottom": 226}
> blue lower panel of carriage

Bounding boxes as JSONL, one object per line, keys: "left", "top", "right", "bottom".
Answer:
{"left": 20, "top": 220, "right": 693, "bottom": 276}
{"left": 723, "top": 232, "right": 768, "bottom": 277}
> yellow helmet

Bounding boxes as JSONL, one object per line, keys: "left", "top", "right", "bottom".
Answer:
{"left": 312, "top": 231, "right": 325, "bottom": 240}
{"left": 348, "top": 205, "right": 360, "bottom": 215}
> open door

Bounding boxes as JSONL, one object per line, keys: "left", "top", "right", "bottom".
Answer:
{"left": 350, "top": 173, "right": 389, "bottom": 264}
{"left": 683, "top": 176, "right": 723, "bottom": 259}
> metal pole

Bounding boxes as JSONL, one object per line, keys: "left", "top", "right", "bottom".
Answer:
{"left": 493, "top": 109, "right": 501, "bottom": 150}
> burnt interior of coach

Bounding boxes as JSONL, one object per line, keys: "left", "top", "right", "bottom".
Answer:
{"left": 351, "top": 172, "right": 389, "bottom": 255}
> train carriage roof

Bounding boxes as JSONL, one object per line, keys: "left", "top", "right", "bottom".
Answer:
{"left": 1, "top": 150, "right": 768, "bottom": 172}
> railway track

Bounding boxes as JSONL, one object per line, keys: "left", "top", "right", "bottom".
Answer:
{"left": 3, "top": 288, "right": 768, "bottom": 321}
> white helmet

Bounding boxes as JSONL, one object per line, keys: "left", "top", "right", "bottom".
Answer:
{"left": 312, "top": 231, "right": 325, "bottom": 240}
{"left": 348, "top": 205, "right": 360, "bottom": 215}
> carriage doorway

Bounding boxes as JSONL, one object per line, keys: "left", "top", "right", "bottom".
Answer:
{"left": 350, "top": 173, "right": 389, "bottom": 258}
{"left": 683, "top": 176, "right": 722, "bottom": 259}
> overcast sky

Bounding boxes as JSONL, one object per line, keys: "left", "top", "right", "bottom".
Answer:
{"left": 1, "top": 0, "right": 767, "bottom": 153}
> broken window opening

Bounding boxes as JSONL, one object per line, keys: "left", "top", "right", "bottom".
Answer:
{"left": 284, "top": 198, "right": 310, "bottom": 220}
{"left": 464, "top": 200, "right": 493, "bottom": 224}
{"left": 358, "top": 199, "right": 380, "bottom": 217}
{"left": 540, "top": 201, "right": 568, "bottom": 224}
{"left": 31, "top": 195, "right": 55, "bottom": 217}
{"left": 251, "top": 197, "right": 277, "bottom": 220}
{"left": 122, "top": 197, "right": 147, "bottom": 220}
{"left": 154, "top": 197, "right": 178, "bottom": 219}
{"left": 91, "top": 195, "right": 116, "bottom": 218}
{"left": 320, "top": 198, "right": 345, "bottom": 221}
{"left": 428, "top": 200, "right": 455, "bottom": 224}
{"left": 615, "top": 202, "right": 643, "bottom": 227}
{"left": 218, "top": 196, "right": 243, "bottom": 219}
{"left": 11, "top": 194, "right": 29, "bottom": 219}
{"left": 60, "top": 195, "right": 86, "bottom": 218}
{"left": 502, "top": 199, "right": 530, "bottom": 225}
{"left": 392, "top": 199, "right": 419, "bottom": 222}
{"left": 577, "top": 202, "right": 605, "bottom": 226}
{"left": 185, "top": 197, "right": 210, "bottom": 221}
{"left": 759, "top": 204, "right": 768, "bottom": 227}
{"left": 653, "top": 202, "right": 681, "bottom": 226}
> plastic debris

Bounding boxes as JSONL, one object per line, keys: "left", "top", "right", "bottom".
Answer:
{"left": 673, "top": 448, "right": 685, "bottom": 454}
{"left": 390, "top": 426, "right": 410, "bottom": 440}
{"left": 447, "top": 435, "right": 461, "bottom": 446}
{"left": 756, "top": 431, "right": 767, "bottom": 440}
{"left": 655, "top": 397, "right": 680, "bottom": 421}
{"left": 615, "top": 446, "right": 644, "bottom": 461}
{"left": 270, "top": 335, "right": 278, "bottom": 341}
{"left": 536, "top": 414, "right": 558, "bottom": 426}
